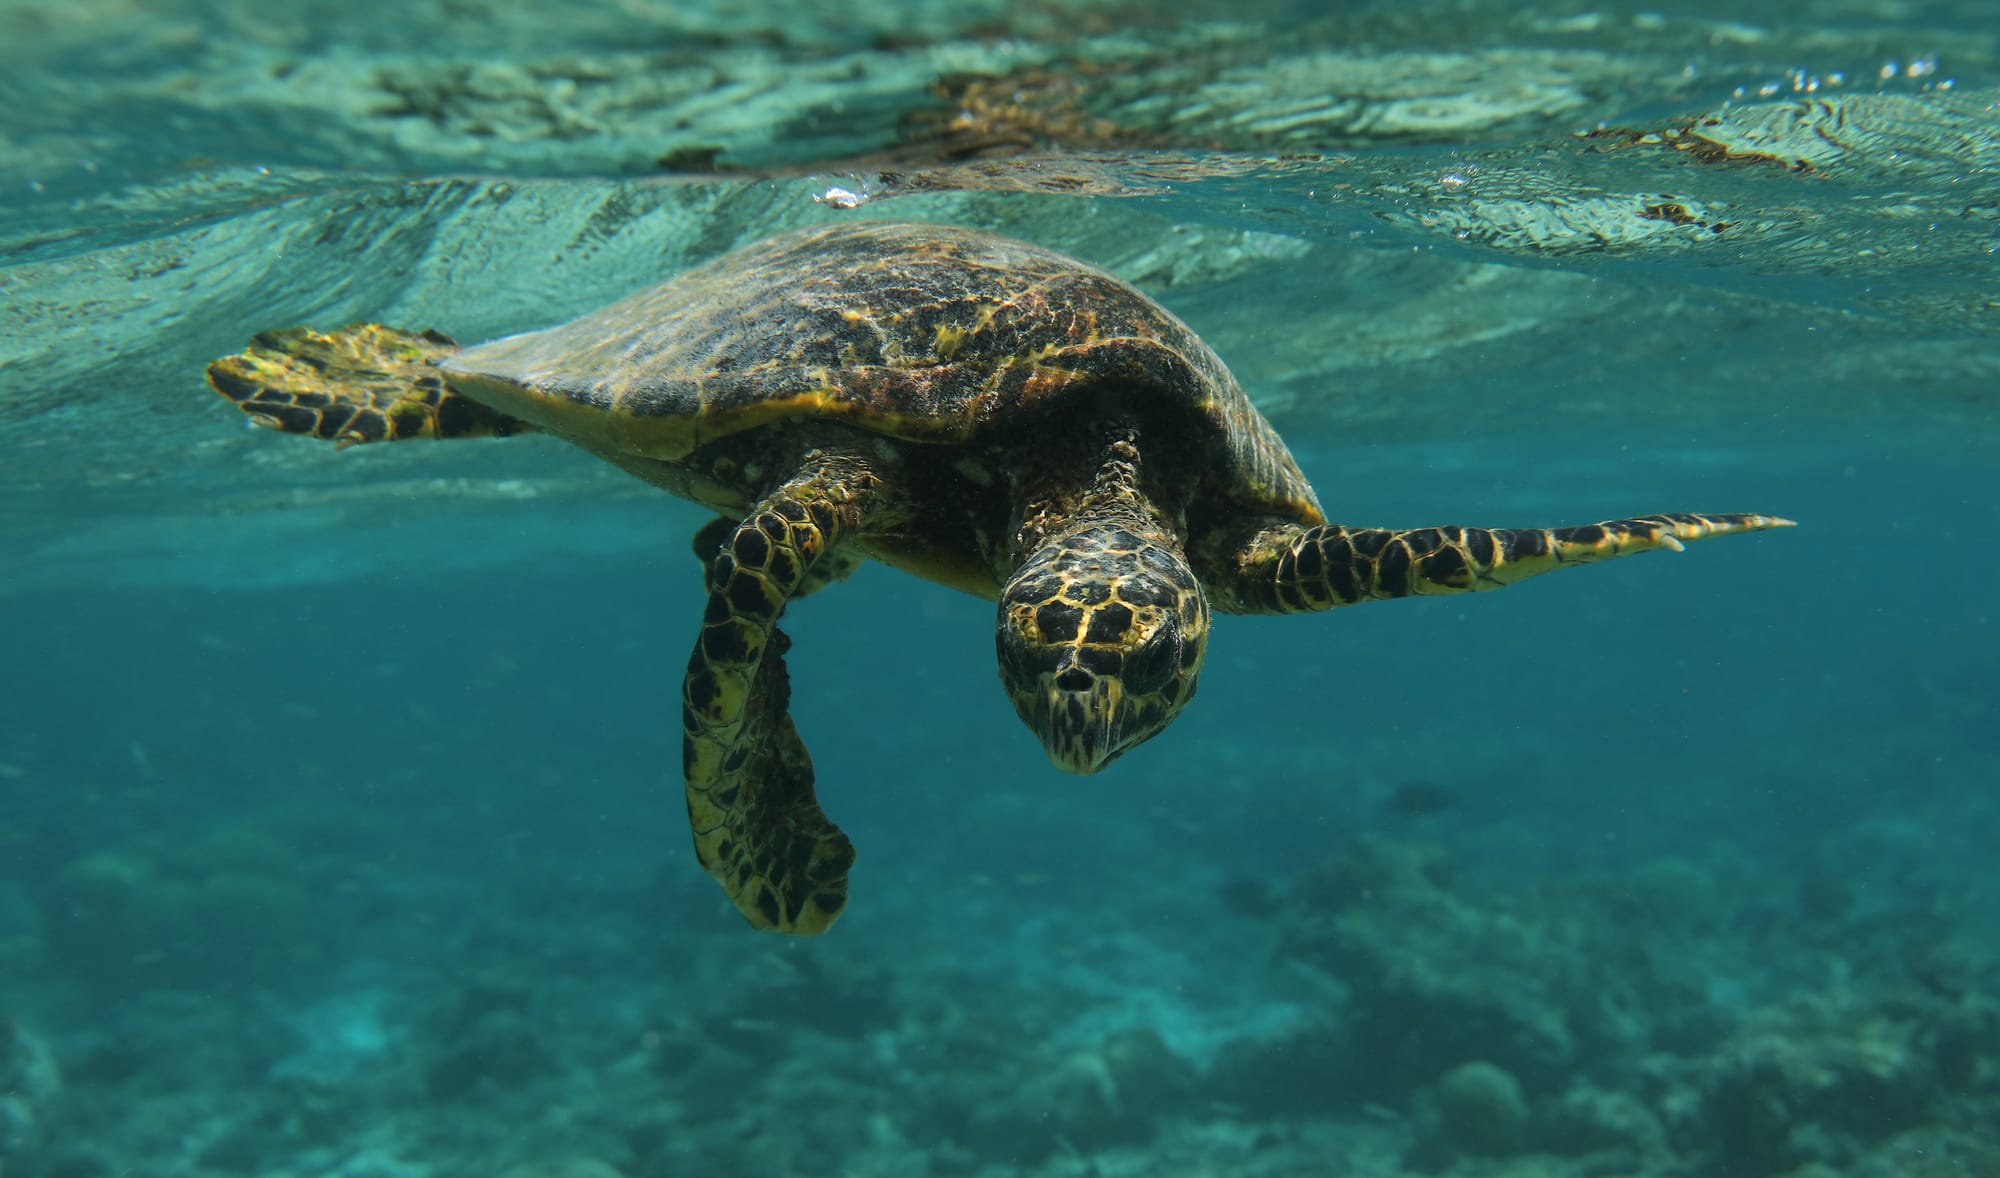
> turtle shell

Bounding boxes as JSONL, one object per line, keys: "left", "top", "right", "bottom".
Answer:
{"left": 444, "top": 220, "right": 1323, "bottom": 525}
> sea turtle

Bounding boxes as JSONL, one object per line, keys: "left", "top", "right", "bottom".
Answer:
{"left": 204, "top": 220, "right": 1791, "bottom": 936}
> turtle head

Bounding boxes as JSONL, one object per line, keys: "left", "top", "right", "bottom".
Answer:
{"left": 997, "top": 524, "right": 1210, "bottom": 774}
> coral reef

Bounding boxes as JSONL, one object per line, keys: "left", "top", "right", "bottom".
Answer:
{"left": 1271, "top": 836, "right": 1657, "bottom": 1097}
{"left": 1666, "top": 981, "right": 1999, "bottom": 1175}
{"left": 40, "top": 824, "right": 316, "bottom": 999}
{"left": 1250, "top": 834, "right": 2000, "bottom": 1177}
{"left": 1414, "top": 1060, "right": 1529, "bottom": 1162}
{"left": 11, "top": 820, "right": 1996, "bottom": 1178}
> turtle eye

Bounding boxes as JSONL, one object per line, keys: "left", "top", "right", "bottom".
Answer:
{"left": 1123, "top": 625, "right": 1180, "bottom": 697}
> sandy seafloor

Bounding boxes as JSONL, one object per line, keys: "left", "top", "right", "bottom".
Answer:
{"left": 2, "top": 2, "right": 1998, "bottom": 1176}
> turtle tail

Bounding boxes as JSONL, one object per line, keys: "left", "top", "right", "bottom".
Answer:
{"left": 205, "top": 324, "right": 534, "bottom": 448}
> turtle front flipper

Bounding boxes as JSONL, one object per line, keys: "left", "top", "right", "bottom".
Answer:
{"left": 206, "top": 324, "right": 535, "bottom": 448}
{"left": 1211, "top": 512, "right": 1795, "bottom": 613}
{"left": 681, "top": 450, "right": 880, "bottom": 935}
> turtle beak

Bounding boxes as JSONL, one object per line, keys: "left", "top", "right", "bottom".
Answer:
{"left": 1025, "top": 679, "right": 1130, "bottom": 775}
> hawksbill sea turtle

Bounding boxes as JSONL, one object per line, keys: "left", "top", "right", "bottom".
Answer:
{"left": 204, "top": 220, "right": 1792, "bottom": 935}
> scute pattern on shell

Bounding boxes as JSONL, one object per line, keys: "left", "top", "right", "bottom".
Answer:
{"left": 447, "top": 221, "right": 1321, "bottom": 522}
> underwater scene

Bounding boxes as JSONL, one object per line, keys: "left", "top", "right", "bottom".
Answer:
{"left": 2, "top": 1, "right": 1997, "bottom": 1175}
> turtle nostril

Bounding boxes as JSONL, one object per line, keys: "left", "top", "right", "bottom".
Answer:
{"left": 1054, "top": 667, "right": 1092, "bottom": 693}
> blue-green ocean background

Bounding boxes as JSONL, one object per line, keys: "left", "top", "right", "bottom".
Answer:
{"left": 2, "top": 2, "right": 1996, "bottom": 1176}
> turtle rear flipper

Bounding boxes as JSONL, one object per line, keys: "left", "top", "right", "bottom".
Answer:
{"left": 206, "top": 324, "right": 534, "bottom": 448}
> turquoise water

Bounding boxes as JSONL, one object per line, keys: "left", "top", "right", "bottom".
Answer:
{"left": 2, "top": 3, "right": 1997, "bottom": 1176}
